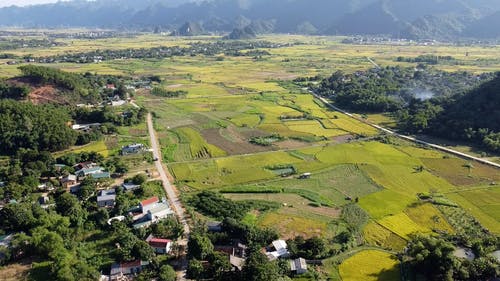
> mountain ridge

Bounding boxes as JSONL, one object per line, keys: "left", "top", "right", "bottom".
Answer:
{"left": 0, "top": 0, "right": 499, "bottom": 40}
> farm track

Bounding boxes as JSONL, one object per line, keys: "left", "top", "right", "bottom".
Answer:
{"left": 147, "top": 112, "right": 190, "bottom": 281}
{"left": 311, "top": 92, "right": 500, "bottom": 170}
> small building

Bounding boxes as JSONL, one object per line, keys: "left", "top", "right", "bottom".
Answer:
{"left": 122, "top": 182, "right": 141, "bottom": 192}
{"left": 97, "top": 189, "right": 116, "bottom": 208}
{"left": 74, "top": 161, "right": 97, "bottom": 171}
{"left": 91, "top": 172, "right": 111, "bottom": 180}
{"left": 299, "top": 173, "right": 311, "bottom": 179}
{"left": 140, "top": 196, "right": 159, "bottom": 214}
{"left": 230, "top": 255, "right": 245, "bottom": 271}
{"left": 207, "top": 221, "right": 223, "bottom": 232}
{"left": 147, "top": 203, "right": 174, "bottom": 223}
{"left": 267, "top": 240, "right": 290, "bottom": 260}
{"left": 54, "top": 164, "right": 66, "bottom": 171}
{"left": 76, "top": 166, "right": 107, "bottom": 180}
{"left": 38, "top": 195, "right": 50, "bottom": 205}
{"left": 121, "top": 143, "right": 146, "bottom": 155}
{"left": 146, "top": 235, "right": 172, "bottom": 254}
{"left": 61, "top": 174, "right": 77, "bottom": 189}
{"left": 290, "top": 258, "right": 308, "bottom": 275}
{"left": 110, "top": 260, "right": 148, "bottom": 280}
{"left": 69, "top": 184, "right": 82, "bottom": 194}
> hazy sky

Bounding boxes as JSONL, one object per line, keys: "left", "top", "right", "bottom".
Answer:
{"left": 0, "top": 0, "right": 62, "bottom": 7}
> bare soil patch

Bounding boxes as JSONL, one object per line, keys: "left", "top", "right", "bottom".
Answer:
{"left": 29, "top": 86, "right": 66, "bottom": 105}
{"left": 166, "top": 84, "right": 183, "bottom": 89}
{"left": 201, "top": 128, "right": 272, "bottom": 155}
{"left": 331, "top": 134, "right": 355, "bottom": 144}
{"left": 0, "top": 261, "right": 31, "bottom": 281}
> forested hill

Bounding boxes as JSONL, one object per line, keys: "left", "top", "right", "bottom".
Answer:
{"left": 427, "top": 73, "right": 500, "bottom": 152}
{"left": 315, "top": 68, "right": 500, "bottom": 152}
{"left": 1, "top": 0, "right": 500, "bottom": 40}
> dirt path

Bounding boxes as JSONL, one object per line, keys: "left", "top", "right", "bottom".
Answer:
{"left": 147, "top": 112, "right": 190, "bottom": 280}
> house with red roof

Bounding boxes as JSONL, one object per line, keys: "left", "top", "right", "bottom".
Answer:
{"left": 110, "top": 260, "right": 149, "bottom": 280}
{"left": 146, "top": 235, "right": 172, "bottom": 254}
{"left": 140, "top": 196, "right": 159, "bottom": 214}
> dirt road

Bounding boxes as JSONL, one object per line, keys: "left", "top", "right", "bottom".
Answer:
{"left": 147, "top": 112, "right": 190, "bottom": 280}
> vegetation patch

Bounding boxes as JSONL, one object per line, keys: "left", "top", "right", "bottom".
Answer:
{"left": 377, "top": 213, "right": 431, "bottom": 239}
{"left": 404, "top": 203, "right": 454, "bottom": 233}
{"left": 339, "top": 250, "right": 400, "bottom": 281}
{"left": 363, "top": 221, "right": 407, "bottom": 251}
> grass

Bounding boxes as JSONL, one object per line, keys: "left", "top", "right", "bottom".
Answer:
{"left": 169, "top": 151, "right": 306, "bottom": 189}
{"left": 223, "top": 164, "right": 382, "bottom": 207}
{"left": 404, "top": 203, "right": 454, "bottom": 233}
{"left": 258, "top": 211, "right": 330, "bottom": 239}
{"left": 54, "top": 140, "right": 109, "bottom": 158}
{"left": 446, "top": 186, "right": 500, "bottom": 233}
{"left": 422, "top": 157, "right": 500, "bottom": 186}
{"left": 339, "top": 250, "right": 401, "bottom": 281}
{"left": 175, "top": 127, "right": 227, "bottom": 159}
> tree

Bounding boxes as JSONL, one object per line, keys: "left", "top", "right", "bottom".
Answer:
{"left": 188, "top": 233, "right": 214, "bottom": 260}
{"left": 243, "top": 250, "right": 281, "bottom": 281}
{"left": 406, "top": 235, "right": 458, "bottom": 281}
{"left": 0, "top": 203, "right": 35, "bottom": 231}
{"left": 159, "top": 265, "right": 176, "bottom": 281}
{"left": 208, "top": 251, "right": 232, "bottom": 278}
{"left": 132, "top": 240, "right": 154, "bottom": 261}
{"left": 56, "top": 193, "right": 87, "bottom": 227}
{"left": 187, "top": 258, "right": 204, "bottom": 280}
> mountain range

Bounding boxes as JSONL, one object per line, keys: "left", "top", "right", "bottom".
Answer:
{"left": 1, "top": 0, "right": 500, "bottom": 40}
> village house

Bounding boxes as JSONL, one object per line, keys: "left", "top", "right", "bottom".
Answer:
{"left": 290, "top": 258, "right": 308, "bottom": 275}
{"left": 97, "top": 189, "right": 116, "bottom": 208}
{"left": 146, "top": 235, "right": 172, "bottom": 254}
{"left": 74, "top": 161, "right": 97, "bottom": 171}
{"left": 266, "top": 240, "right": 290, "bottom": 260}
{"left": 75, "top": 166, "right": 109, "bottom": 180}
{"left": 140, "top": 196, "right": 160, "bottom": 214}
{"left": 122, "top": 182, "right": 141, "bottom": 192}
{"left": 110, "top": 260, "right": 148, "bottom": 280}
{"left": 132, "top": 197, "right": 174, "bottom": 228}
{"left": 214, "top": 240, "right": 248, "bottom": 272}
{"left": 71, "top": 123, "right": 101, "bottom": 132}
{"left": 61, "top": 174, "right": 78, "bottom": 190}
{"left": 121, "top": 143, "right": 146, "bottom": 155}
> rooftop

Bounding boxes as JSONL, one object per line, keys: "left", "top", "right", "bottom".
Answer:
{"left": 148, "top": 238, "right": 172, "bottom": 248}
{"left": 148, "top": 203, "right": 173, "bottom": 215}
{"left": 290, "top": 258, "right": 307, "bottom": 271}
{"left": 141, "top": 196, "right": 159, "bottom": 207}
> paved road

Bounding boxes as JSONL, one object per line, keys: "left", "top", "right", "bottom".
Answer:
{"left": 147, "top": 112, "right": 190, "bottom": 280}
{"left": 312, "top": 92, "right": 500, "bottom": 169}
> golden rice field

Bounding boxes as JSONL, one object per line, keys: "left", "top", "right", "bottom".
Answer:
{"left": 339, "top": 250, "right": 401, "bottom": 281}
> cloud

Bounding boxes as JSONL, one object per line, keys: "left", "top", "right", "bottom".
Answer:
{"left": 0, "top": 0, "right": 63, "bottom": 8}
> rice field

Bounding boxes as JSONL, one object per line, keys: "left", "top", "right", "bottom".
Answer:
{"left": 339, "top": 250, "right": 401, "bottom": 281}
{"left": 6, "top": 33, "right": 500, "bottom": 280}
{"left": 446, "top": 186, "right": 500, "bottom": 233}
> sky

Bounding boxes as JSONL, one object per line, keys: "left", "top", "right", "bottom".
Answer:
{"left": 0, "top": 0, "right": 62, "bottom": 7}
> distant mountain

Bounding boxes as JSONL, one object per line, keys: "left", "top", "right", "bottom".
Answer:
{"left": 0, "top": 0, "right": 499, "bottom": 40}
{"left": 463, "top": 11, "right": 500, "bottom": 39}
{"left": 171, "top": 22, "right": 204, "bottom": 36}
{"left": 224, "top": 26, "right": 257, "bottom": 40}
